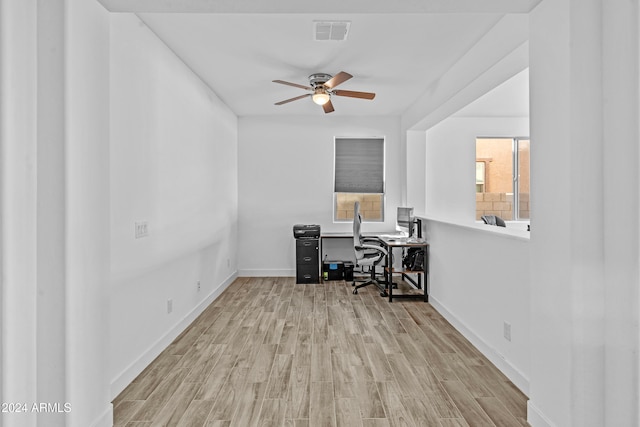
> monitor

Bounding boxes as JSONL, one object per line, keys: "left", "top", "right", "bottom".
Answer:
{"left": 396, "top": 207, "right": 414, "bottom": 237}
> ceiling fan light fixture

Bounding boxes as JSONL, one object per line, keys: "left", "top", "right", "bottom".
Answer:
{"left": 312, "top": 90, "right": 330, "bottom": 105}
{"left": 273, "top": 71, "right": 375, "bottom": 113}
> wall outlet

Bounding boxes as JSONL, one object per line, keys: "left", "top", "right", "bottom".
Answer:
{"left": 197, "top": 281, "right": 201, "bottom": 292}
{"left": 135, "top": 221, "right": 149, "bottom": 239}
{"left": 503, "top": 321, "right": 511, "bottom": 342}
{"left": 167, "top": 299, "right": 173, "bottom": 314}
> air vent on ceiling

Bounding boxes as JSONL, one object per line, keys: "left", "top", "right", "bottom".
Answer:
{"left": 314, "top": 21, "right": 350, "bottom": 41}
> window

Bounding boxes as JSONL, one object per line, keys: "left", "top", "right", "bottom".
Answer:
{"left": 334, "top": 137, "right": 385, "bottom": 222}
{"left": 475, "top": 137, "right": 530, "bottom": 221}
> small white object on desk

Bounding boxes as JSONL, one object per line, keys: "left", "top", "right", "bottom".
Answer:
{"left": 406, "top": 236, "right": 425, "bottom": 243}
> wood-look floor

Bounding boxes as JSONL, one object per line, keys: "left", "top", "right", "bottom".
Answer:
{"left": 113, "top": 277, "right": 529, "bottom": 427}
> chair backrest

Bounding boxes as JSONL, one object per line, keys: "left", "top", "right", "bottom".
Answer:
{"left": 481, "top": 214, "right": 506, "bottom": 227}
{"left": 353, "top": 202, "right": 364, "bottom": 260}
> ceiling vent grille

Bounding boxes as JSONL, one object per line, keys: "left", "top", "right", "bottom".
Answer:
{"left": 314, "top": 21, "right": 350, "bottom": 41}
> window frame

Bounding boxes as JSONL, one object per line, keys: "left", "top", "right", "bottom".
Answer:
{"left": 333, "top": 136, "right": 386, "bottom": 223}
{"left": 513, "top": 137, "right": 530, "bottom": 221}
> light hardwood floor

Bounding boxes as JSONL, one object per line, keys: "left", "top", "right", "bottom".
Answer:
{"left": 113, "top": 277, "right": 529, "bottom": 427}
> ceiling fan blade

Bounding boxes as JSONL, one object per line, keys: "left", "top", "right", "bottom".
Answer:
{"left": 333, "top": 89, "right": 376, "bottom": 100}
{"left": 272, "top": 79, "right": 312, "bottom": 90}
{"left": 274, "top": 94, "right": 311, "bottom": 105}
{"left": 323, "top": 71, "right": 353, "bottom": 89}
{"left": 322, "top": 100, "right": 335, "bottom": 114}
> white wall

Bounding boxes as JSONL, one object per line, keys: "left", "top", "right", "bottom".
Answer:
{"left": 527, "top": 3, "right": 573, "bottom": 424}
{"left": 406, "top": 130, "right": 426, "bottom": 216}
{"left": 407, "top": 2, "right": 640, "bottom": 425}
{"left": 601, "top": 0, "right": 640, "bottom": 424}
{"left": 0, "top": 1, "right": 39, "bottom": 425}
{"left": 109, "top": 14, "right": 239, "bottom": 397}
{"left": 238, "top": 116, "right": 401, "bottom": 276}
{"left": 528, "top": 1, "right": 640, "bottom": 426}
{"left": 66, "top": 0, "right": 112, "bottom": 425}
{"left": 424, "top": 220, "right": 530, "bottom": 393}
{"left": 425, "top": 116, "right": 529, "bottom": 223}
{"left": 1, "top": 1, "right": 114, "bottom": 426}
{"left": 405, "top": 69, "right": 531, "bottom": 394}
{"left": 419, "top": 113, "right": 531, "bottom": 394}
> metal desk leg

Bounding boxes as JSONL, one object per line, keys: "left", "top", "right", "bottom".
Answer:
{"left": 388, "top": 246, "right": 393, "bottom": 302}
{"left": 424, "top": 245, "right": 429, "bottom": 302}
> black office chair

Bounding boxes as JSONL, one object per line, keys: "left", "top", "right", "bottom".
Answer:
{"left": 481, "top": 214, "right": 506, "bottom": 227}
{"left": 352, "top": 201, "right": 387, "bottom": 295}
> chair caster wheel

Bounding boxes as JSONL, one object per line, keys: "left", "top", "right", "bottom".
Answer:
{"left": 353, "top": 289, "right": 358, "bottom": 295}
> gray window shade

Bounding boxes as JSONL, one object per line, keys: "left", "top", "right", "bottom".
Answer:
{"left": 334, "top": 137, "right": 384, "bottom": 193}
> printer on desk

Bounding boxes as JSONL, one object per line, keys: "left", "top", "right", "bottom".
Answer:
{"left": 293, "top": 224, "right": 321, "bottom": 283}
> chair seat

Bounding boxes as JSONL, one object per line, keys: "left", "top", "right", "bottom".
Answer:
{"left": 359, "top": 251, "right": 383, "bottom": 263}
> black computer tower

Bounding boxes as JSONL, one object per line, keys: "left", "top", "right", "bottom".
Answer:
{"left": 343, "top": 261, "right": 354, "bottom": 281}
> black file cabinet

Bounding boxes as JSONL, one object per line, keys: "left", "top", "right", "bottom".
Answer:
{"left": 296, "top": 238, "right": 319, "bottom": 284}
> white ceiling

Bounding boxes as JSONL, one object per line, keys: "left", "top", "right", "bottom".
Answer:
{"left": 99, "top": 0, "right": 540, "bottom": 117}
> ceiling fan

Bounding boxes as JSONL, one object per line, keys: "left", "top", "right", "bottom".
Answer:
{"left": 272, "top": 71, "right": 375, "bottom": 114}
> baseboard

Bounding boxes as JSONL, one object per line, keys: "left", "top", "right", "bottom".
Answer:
{"left": 110, "top": 272, "right": 237, "bottom": 399}
{"left": 429, "top": 296, "right": 530, "bottom": 395}
{"left": 238, "top": 268, "right": 294, "bottom": 277}
{"left": 90, "top": 403, "right": 113, "bottom": 427}
{"left": 527, "top": 400, "right": 555, "bottom": 427}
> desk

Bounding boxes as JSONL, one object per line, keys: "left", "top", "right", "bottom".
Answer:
{"left": 319, "top": 231, "right": 390, "bottom": 264}
{"left": 320, "top": 232, "right": 429, "bottom": 302}
{"left": 319, "top": 232, "right": 391, "bottom": 291}
{"left": 319, "top": 233, "right": 353, "bottom": 271}
{"left": 377, "top": 236, "right": 429, "bottom": 303}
